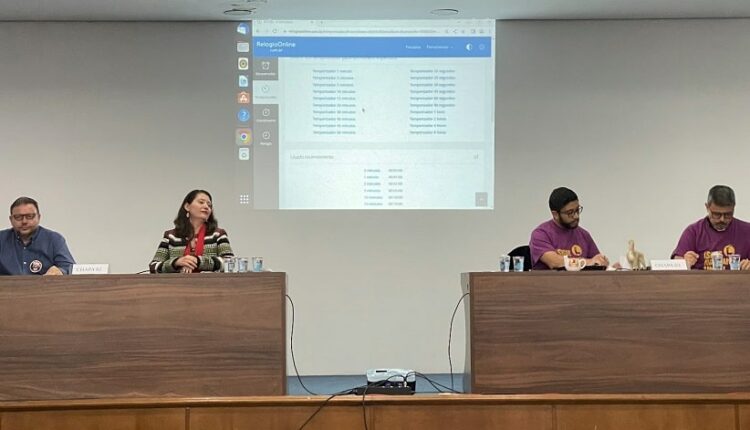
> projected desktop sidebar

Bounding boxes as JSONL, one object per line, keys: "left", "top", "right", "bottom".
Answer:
{"left": 234, "top": 21, "right": 280, "bottom": 209}
{"left": 235, "top": 22, "right": 254, "bottom": 206}
{"left": 250, "top": 50, "right": 280, "bottom": 209}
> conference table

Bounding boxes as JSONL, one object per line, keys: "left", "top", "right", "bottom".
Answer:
{"left": 462, "top": 270, "right": 750, "bottom": 394}
{"left": 0, "top": 272, "right": 287, "bottom": 401}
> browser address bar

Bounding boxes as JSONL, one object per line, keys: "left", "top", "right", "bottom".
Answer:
{"left": 261, "top": 29, "right": 443, "bottom": 35}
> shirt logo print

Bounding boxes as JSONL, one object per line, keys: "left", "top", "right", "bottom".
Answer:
{"left": 29, "top": 260, "right": 43, "bottom": 273}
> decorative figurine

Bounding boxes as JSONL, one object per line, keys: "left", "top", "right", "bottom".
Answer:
{"left": 627, "top": 240, "right": 647, "bottom": 270}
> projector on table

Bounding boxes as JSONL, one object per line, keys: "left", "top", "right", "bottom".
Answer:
{"left": 354, "top": 368, "right": 416, "bottom": 395}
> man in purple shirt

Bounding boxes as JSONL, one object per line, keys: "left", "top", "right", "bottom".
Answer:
{"left": 529, "top": 187, "right": 609, "bottom": 270}
{"left": 672, "top": 185, "right": 750, "bottom": 270}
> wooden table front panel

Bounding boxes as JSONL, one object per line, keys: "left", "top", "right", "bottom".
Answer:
{"left": 463, "top": 271, "right": 750, "bottom": 394}
{"left": 0, "top": 273, "right": 286, "bottom": 400}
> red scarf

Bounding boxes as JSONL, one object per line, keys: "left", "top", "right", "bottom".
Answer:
{"left": 184, "top": 223, "right": 206, "bottom": 273}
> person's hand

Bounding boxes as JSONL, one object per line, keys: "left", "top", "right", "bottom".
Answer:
{"left": 43, "top": 266, "right": 64, "bottom": 276}
{"left": 682, "top": 251, "right": 699, "bottom": 268}
{"left": 175, "top": 255, "right": 198, "bottom": 273}
{"left": 590, "top": 254, "right": 609, "bottom": 267}
{"left": 740, "top": 259, "right": 750, "bottom": 271}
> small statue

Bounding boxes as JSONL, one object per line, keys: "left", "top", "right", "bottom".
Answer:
{"left": 627, "top": 240, "right": 647, "bottom": 270}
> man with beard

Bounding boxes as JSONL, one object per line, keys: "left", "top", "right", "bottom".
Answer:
{"left": 529, "top": 187, "right": 609, "bottom": 270}
{"left": 672, "top": 185, "right": 750, "bottom": 270}
{"left": 0, "top": 196, "right": 75, "bottom": 275}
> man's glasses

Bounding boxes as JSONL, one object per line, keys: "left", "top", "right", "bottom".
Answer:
{"left": 11, "top": 213, "right": 37, "bottom": 222}
{"left": 709, "top": 211, "right": 733, "bottom": 220}
{"left": 558, "top": 206, "right": 583, "bottom": 217}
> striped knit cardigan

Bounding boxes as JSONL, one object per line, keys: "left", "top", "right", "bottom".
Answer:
{"left": 149, "top": 228, "right": 233, "bottom": 273}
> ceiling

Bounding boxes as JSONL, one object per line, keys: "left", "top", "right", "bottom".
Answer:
{"left": 1, "top": 0, "right": 750, "bottom": 21}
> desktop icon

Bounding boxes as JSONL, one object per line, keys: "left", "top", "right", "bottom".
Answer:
{"left": 238, "top": 75, "right": 249, "bottom": 88}
{"left": 238, "top": 57, "right": 249, "bottom": 70}
{"left": 236, "top": 23, "right": 250, "bottom": 35}
{"left": 237, "top": 91, "right": 251, "bottom": 104}
{"left": 237, "top": 42, "right": 250, "bottom": 53}
{"left": 236, "top": 128, "right": 252, "bottom": 145}
{"left": 238, "top": 147, "right": 250, "bottom": 161}
{"left": 237, "top": 108, "right": 251, "bottom": 122}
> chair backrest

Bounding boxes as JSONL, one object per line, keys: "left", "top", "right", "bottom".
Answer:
{"left": 508, "top": 245, "right": 532, "bottom": 271}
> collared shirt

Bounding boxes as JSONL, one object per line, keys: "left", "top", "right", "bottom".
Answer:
{"left": 0, "top": 226, "right": 75, "bottom": 275}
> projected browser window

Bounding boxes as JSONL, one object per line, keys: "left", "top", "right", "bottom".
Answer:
{"left": 246, "top": 20, "right": 495, "bottom": 209}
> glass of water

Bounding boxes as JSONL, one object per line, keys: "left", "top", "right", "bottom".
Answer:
{"left": 237, "top": 257, "right": 249, "bottom": 273}
{"left": 252, "top": 256, "right": 264, "bottom": 272}
{"left": 499, "top": 255, "right": 511, "bottom": 272}
{"left": 223, "top": 256, "right": 236, "bottom": 273}
{"left": 729, "top": 254, "right": 741, "bottom": 271}
{"left": 711, "top": 252, "right": 724, "bottom": 271}
{"left": 512, "top": 256, "right": 525, "bottom": 272}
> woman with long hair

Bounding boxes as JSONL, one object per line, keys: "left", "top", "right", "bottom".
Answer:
{"left": 149, "top": 190, "right": 233, "bottom": 273}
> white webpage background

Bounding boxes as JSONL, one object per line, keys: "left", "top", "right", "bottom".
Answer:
{"left": 277, "top": 58, "right": 494, "bottom": 209}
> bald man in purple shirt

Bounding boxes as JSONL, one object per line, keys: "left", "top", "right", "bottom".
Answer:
{"left": 530, "top": 187, "right": 609, "bottom": 270}
{"left": 672, "top": 185, "right": 750, "bottom": 270}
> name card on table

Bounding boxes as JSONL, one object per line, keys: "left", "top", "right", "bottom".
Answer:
{"left": 650, "top": 259, "right": 688, "bottom": 271}
{"left": 71, "top": 264, "right": 110, "bottom": 275}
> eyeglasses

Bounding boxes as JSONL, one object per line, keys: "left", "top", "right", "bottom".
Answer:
{"left": 11, "top": 213, "right": 37, "bottom": 222}
{"left": 709, "top": 211, "right": 733, "bottom": 220}
{"left": 558, "top": 206, "right": 583, "bottom": 217}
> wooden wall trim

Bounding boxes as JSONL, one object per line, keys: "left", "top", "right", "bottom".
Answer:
{"left": 4, "top": 394, "right": 750, "bottom": 411}
{"left": 3, "top": 395, "right": 749, "bottom": 430}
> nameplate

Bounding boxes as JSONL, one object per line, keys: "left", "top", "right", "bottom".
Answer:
{"left": 71, "top": 264, "right": 110, "bottom": 275}
{"left": 650, "top": 259, "right": 688, "bottom": 271}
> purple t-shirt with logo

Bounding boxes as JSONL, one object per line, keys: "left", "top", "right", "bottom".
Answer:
{"left": 672, "top": 217, "right": 750, "bottom": 270}
{"left": 529, "top": 220, "right": 601, "bottom": 270}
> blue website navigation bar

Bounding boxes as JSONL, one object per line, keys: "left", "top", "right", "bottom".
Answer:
{"left": 253, "top": 37, "right": 492, "bottom": 58}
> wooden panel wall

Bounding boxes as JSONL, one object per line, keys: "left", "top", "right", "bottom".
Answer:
{"left": 0, "top": 273, "right": 286, "bottom": 400}
{"left": 556, "top": 404, "right": 735, "bottom": 430}
{"left": 2, "top": 395, "right": 749, "bottom": 430}
{"left": 463, "top": 271, "right": 750, "bottom": 394}
{"left": 1, "top": 408, "right": 185, "bottom": 430}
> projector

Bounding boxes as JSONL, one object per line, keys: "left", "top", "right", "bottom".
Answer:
{"left": 354, "top": 369, "right": 416, "bottom": 395}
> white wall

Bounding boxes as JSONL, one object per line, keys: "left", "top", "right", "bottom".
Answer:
{"left": 496, "top": 19, "right": 750, "bottom": 265}
{"left": 1, "top": 19, "right": 749, "bottom": 375}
